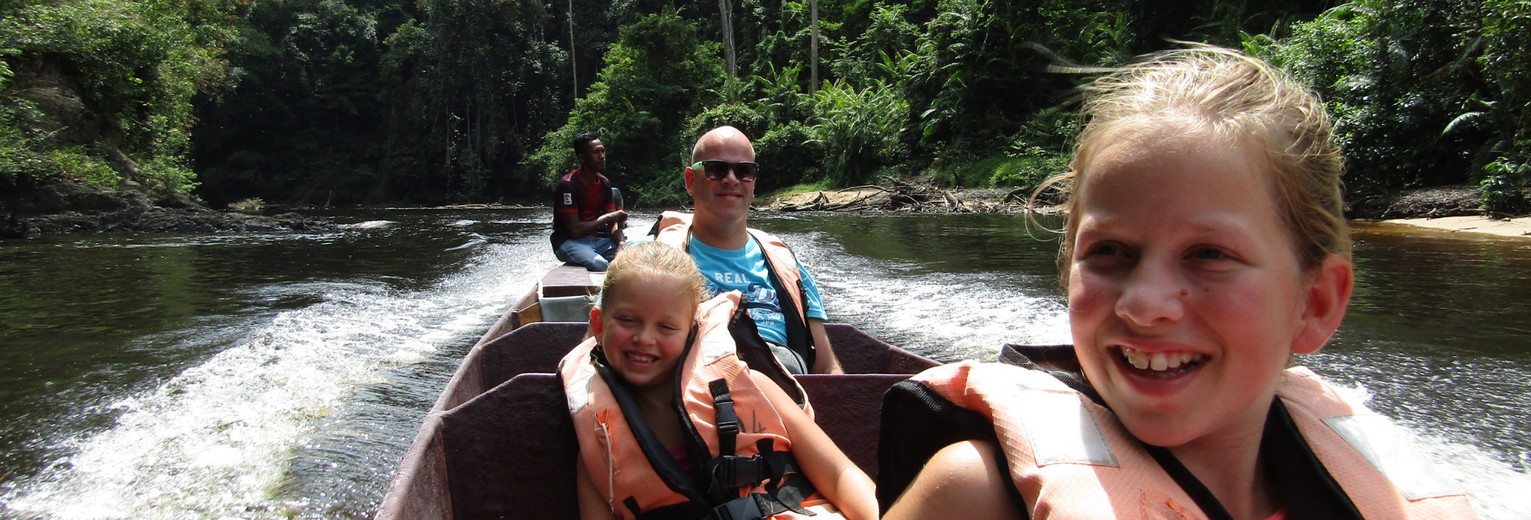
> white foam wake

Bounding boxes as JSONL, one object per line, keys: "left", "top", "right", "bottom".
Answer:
{"left": 2, "top": 239, "right": 552, "bottom": 518}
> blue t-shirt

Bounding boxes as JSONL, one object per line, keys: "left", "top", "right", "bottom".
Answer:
{"left": 685, "top": 237, "right": 826, "bottom": 347}
{"left": 681, "top": 236, "right": 827, "bottom": 346}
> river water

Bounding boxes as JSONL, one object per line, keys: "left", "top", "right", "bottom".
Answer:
{"left": 0, "top": 208, "right": 1526, "bottom": 518}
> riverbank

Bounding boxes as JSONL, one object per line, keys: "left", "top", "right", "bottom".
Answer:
{"left": 766, "top": 183, "right": 1531, "bottom": 239}
{"left": 1373, "top": 216, "right": 1531, "bottom": 238}
{"left": 5, "top": 178, "right": 1526, "bottom": 239}
{"left": 1, "top": 179, "right": 336, "bottom": 238}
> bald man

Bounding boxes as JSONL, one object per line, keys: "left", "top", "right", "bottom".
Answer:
{"left": 642, "top": 126, "right": 842, "bottom": 374}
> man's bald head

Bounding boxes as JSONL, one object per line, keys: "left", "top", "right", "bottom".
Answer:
{"left": 691, "top": 125, "right": 755, "bottom": 163}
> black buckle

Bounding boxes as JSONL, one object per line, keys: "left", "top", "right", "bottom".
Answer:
{"left": 706, "top": 495, "right": 765, "bottom": 520}
{"left": 711, "top": 454, "right": 770, "bottom": 489}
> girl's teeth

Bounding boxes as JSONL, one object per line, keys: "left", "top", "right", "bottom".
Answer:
{"left": 1124, "top": 348, "right": 1150, "bottom": 369}
{"left": 1121, "top": 347, "right": 1200, "bottom": 372}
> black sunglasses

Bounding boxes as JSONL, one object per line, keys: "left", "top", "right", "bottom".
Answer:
{"left": 692, "top": 160, "right": 760, "bottom": 182}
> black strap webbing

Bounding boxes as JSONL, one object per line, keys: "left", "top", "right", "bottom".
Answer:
{"left": 705, "top": 494, "right": 768, "bottom": 520}
{"left": 710, "top": 379, "right": 740, "bottom": 457}
{"left": 729, "top": 303, "right": 809, "bottom": 400}
{"left": 623, "top": 496, "right": 643, "bottom": 517}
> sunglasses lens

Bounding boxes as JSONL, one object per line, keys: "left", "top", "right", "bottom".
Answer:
{"left": 700, "top": 161, "right": 759, "bottom": 182}
{"left": 734, "top": 163, "right": 757, "bottom": 181}
{"left": 703, "top": 161, "right": 730, "bottom": 181}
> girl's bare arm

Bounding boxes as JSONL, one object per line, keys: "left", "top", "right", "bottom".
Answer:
{"left": 748, "top": 370, "right": 878, "bottom": 520}
{"left": 882, "top": 439, "right": 1023, "bottom": 520}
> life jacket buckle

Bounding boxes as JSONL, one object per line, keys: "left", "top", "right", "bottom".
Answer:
{"left": 711, "top": 454, "right": 771, "bottom": 489}
{"left": 705, "top": 494, "right": 766, "bottom": 520}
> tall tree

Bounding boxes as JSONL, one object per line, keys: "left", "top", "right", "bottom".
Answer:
{"left": 720, "top": 0, "right": 737, "bottom": 75}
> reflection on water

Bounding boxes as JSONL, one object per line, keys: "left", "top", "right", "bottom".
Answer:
{"left": 0, "top": 210, "right": 1525, "bottom": 518}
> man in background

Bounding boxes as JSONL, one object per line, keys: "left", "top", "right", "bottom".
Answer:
{"left": 551, "top": 132, "right": 626, "bottom": 271}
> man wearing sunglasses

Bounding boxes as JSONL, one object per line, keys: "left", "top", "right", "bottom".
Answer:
{"left": 642, "top": 126, "right": 842, "bottom": 374}
{"left": 551, "top": 132, "right": 627, "bottom": 271}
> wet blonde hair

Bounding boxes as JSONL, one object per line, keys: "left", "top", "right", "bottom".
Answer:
{"left": 1038, "top": 45, "right": 1348, "bottom": 287}
{"left": 598, "top": 241, "right": 708, "bottom": 316}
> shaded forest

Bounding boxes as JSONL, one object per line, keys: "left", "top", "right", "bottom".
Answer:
{"left": 2, "top": 0, "right": 1527, "bottom": 214}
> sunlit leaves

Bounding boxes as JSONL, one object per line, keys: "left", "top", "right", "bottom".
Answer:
{"left": 1261, "top": 0, "right": 1522, "bottom": 195}
{"left": 811, "top": 78, "right": 908, "bottom": 186}
{"left": 0, "top": 0, "right": 240, "bottom": 193}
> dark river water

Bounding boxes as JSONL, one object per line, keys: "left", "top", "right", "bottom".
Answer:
{"left": 0, "top": 209, "right": 1526, "bottom": 518}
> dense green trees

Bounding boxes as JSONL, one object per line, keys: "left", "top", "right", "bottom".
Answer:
{"left": 1, "top": 0, "right": 239, "bottom": 195}
{"left": 191, "top": 0, "right": 394, "bottom": 204}
{"left": 523, "top": 8, "right": 727, "bottom": 207}
{"left": 1252, "top": 0, "right": 1530, "bottom": 212}
{"left": 2, "top": 0, "right": 1527, "bottom": 212}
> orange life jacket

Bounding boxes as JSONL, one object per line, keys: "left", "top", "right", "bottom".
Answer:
{"left": 904, "top": 361, "right": 1476, "bottom": 519}
{"left": 650, "top": 211, "right": 814, "bottom": 367}
{"left": 559, "top": 291, "right": 840, "bottom": 520}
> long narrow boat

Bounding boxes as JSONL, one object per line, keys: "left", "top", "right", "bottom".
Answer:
{"left": 375, "top": 265, "right": 941, "bottom": 519}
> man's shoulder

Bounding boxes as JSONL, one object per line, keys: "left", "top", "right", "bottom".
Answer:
{"left": 745, "top": 227, "right": 794, "bottom": 249}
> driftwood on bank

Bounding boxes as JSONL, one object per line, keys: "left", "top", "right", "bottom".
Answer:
{"left": 769, "top": 181, "right": 1035, "bottom": 214}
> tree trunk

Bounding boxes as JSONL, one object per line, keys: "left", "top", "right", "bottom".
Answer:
{"left": 810, "top": 0, "right": 818, "bottom": 92}
{"left": 719, "top": 0, "right": 736, "bottom": 76}
{"left": 568, "top": 0, "right": 578, "bottom": 101}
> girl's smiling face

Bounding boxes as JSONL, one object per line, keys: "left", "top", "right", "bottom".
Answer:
{"left": 591, "top": 273, "right": 697, "bottom": 390}
{"left": 1067, "top": 129, "right": 1326, "bottom": 449}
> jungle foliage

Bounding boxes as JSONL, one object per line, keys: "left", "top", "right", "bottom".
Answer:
{"left": 1, "top": 0, "right": 239, "bottom": 195}
{"left": 1, "top": 0, "right": 1527, "bottom": 212}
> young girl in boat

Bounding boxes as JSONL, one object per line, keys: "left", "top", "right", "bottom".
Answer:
{"left": 876, "top": 46, "right": 1476, "bottom": 519}
{"left": 559, "top": 241, "right": 877, "bottom": 520}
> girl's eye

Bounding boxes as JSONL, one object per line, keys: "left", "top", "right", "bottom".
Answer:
{"left": 1081, "top": 241, "right": 1128, "bottom": 259}
{"left": 1075, "top": 240, "right": 1131, "bottom": 273}
{"left": 1187, "top": 246, "right": 1243, "bottom": 271}
{"left": 1188, "top": 247, "right": 1231, "bottom": 261}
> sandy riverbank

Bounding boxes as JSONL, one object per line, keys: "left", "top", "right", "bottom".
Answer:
{"left": 1378, "top": 216, "right": 1531, "bottom": 238}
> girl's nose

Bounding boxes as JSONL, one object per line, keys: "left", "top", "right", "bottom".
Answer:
{"left": 1115, "top": 262, "right": 1186, "bottom": 327}
{"left": 628, "top": 326, "right": 654, "bottom": 346}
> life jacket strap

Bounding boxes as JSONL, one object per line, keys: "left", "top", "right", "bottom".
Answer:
{"left": 703, "top": 489, "right": 819, "bottom": 520}
{"left": 708, "top": 444, "right": 799, "bottom": 486}
{"left": 762, "top": 468, "right": 816, "bottom": 516}
{"left": 623, "top": 496, "right": 643, "bottom": 518}
{"left": 710, "top": 379, "right": 740, "bottom": 456}
{"left": 710, "top": 453, "right": 771, "bottom": 489}
{"left": 704, "top": 494, "right": 767, "bottom": 520}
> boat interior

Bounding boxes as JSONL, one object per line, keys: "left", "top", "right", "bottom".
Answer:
{"left": 377, "top": 318, "right": 939, "bottom": 519}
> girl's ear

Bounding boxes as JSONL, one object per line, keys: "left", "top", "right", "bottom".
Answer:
{"left": 1293, "top": 256, "right": 1354, "bottom": 355}
{"left": 588, "top": 306, "right": 603, "bottom": 337}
